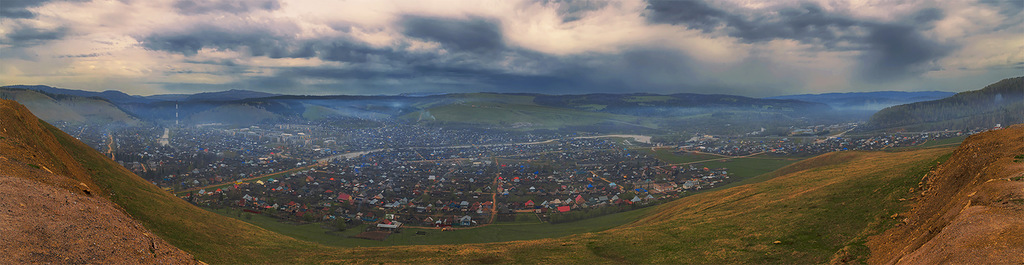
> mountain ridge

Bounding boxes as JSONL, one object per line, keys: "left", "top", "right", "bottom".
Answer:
{"left": 866, "top": 76, "right": 1024, "bottom": 131}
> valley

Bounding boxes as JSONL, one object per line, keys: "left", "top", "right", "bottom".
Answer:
{"left": 3, "top": 1, "right": 1021, "bottom": 263}
{"left": 6, "top": 97, "right": 1019, "bottom": 263}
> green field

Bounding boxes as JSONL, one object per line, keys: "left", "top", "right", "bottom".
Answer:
{"left": 641, "top": 147, "right": 807, "bottom": 181}
{"left": 208, "top": 205, "right": 653, "bottom": 247}
{"left": 700, "top": 155, "right": 808, "bottom": 179}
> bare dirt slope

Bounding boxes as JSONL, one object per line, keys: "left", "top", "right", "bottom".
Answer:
{"left": 0, "top": 99, "right": 196, "bottom": 264}
{"left": 868, "top": 125, "right": 1024, "bottom": 264}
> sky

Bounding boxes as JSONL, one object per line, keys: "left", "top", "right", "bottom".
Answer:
{"left": 1, "top": 0, "right": 1021, "bottom": 97}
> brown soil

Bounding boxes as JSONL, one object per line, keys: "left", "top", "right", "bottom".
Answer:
{"left": 0, "top": 99, "right": 197, "bottom": 264}
{"left": 867, "top": 124, "right": 1024, "bottom": 264}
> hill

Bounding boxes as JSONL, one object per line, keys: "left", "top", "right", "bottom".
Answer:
{"left": 1, "top": 85, "right": 840, "bottom": 132}
{"left": 0, "top": 100, "right": 193, "bottom": 263}
{"left": 866, "top": 77, "right": 1024, "bottom": 131}
{"left": 2, "top": 85, "right": 153, "bottom": 104}
{"left": 767, "top": 91, "right": 955, "bottom": 111}
{"left": 0, "top": 87, "right": 142, "bottom": 125}
{"left": 3, "top": 99, "right": 1019, "bottom": 264}
{"left": 868, "top": 125, "right": 1024, "bottom": 264}
{"left": 182, "top": 89, "right": 280, "bottom": 102}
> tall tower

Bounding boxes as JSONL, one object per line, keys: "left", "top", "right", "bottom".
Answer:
{"left": 175, "top": 103, "right": 179, "bottom": 126}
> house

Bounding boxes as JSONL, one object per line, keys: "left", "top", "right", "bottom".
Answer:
{"left": 377, "top": 220, "right": 402, "bottom": 230}
{"left": 459, "top": 215, "right": 473, "bottom": 226}
{"left": 631, "top": 196, "right": 642, "bottom": 203}
{"left": 556, "top": 206, "right": 571, "bottom": 213}
{"left": 524, "top": 200, "right": 535, "bottom": 207}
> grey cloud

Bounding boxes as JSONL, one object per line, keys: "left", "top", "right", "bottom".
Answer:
{"left": 173, "top": 0, "right": 281, "bottom": 15}
{"left": 57, "top": 52, "right": 106, "bottom": 58}
{"left": 645, "top": 0, "right": 732, "bottom": 32}
{"left": 645, "top": 0, "right": 954, "bottom": 81}
{"left": 911, "top": 8, "right": 945, "bottom": 25}
{"left": 858, "top": 24, "right": 952, "bottom": 82}
{"left": 1, "top": 0, "right": 88, "bottom": 19}
{"left": 979, "top": 0, "right": 1024, "bottom": 17}
{"left": 400, "top": 16, "right": 505, "bottom": 54}
{"left": 646, "top": 1, "right": 863, "bottom": 47}
{"left": 543, "top": 0, "right": 609, "bottom": 23}
{"left": 1, "top": 25, "right": 69, "bottom": 46}
{"left": 139, "top": 21, "right": 305, "bottom": 57}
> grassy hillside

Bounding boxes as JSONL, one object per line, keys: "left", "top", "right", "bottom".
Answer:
{"left": 4, "top": 98, "right": 968, "bottom": 263}
{"left": 0, "top": 88, "right": 141, "bottom": 125}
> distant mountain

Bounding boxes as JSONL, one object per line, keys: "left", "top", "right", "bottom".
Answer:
{"left": 767, "top": 91, "right": 955, "bottom": 111}
{"left": 0, "top": 85, "right": 841, "bottom": 131}
{"left": 0, "top": 87, "right": 142, "bottom": 125}
{"left": 866, "top": 77, "right": 1024, "bottom": 131}
{"left": 2, "top": 85, "right": 153, "bottom": 104}
{"left": 144, "top": 94, "right": 190, "bottom": 101}
{"left": 535, "top": 93, "right": 831, "bottom": 115}
{"left": 182, "top": 89, "right": 280, "bottom": 102}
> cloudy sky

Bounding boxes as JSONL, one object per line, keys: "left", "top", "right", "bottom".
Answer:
{"left": 1, "top": 0, "right": 1021, "bottom": 96}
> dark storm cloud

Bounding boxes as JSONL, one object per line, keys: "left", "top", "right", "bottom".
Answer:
{"left": 0, "top": 0, "right": 87, "bottom": 19}
{"left": 0, "top": 0, "right": 39, "bottom": 18}
{"left": 646, "top": 1, "right": 864, "bottom": 47}
{"left": 645, "top": 0, "right": 733, "bottom": 33}
{"left": 1, "top": 25, "right": 69, "bottom": 46}
{"left": 400, "top": 16, "right": 505, "bottom": 53}
{"left": 139, "top": 22, "right": 311, "bottom": 58}
{"left": 173, "top": 0, "right": 281, "bottom": 15}
{"left": 645, "top": 0, "right": 954, "bottom": 81}
{"left": 858, "top": 24, "right": 951, "bottom": 82}
{"left": 265, "top": 45, "right": 713, "bottom": 95}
